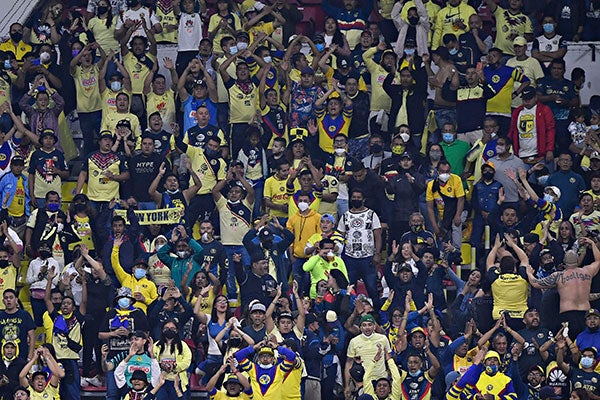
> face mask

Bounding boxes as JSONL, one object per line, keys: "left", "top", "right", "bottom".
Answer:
{"left": 350, "top": 199, "right": 363, "bottom": 209}
{"left": 392, "top": 145, "right": 405, "bottom": 155}
{"left": 40, "top": 52, "right": 51, "bottom": 64}
{"left": 298, "top": 201, "right": 309, "bottom": 212}
{"left": 0, "top": 260, "right": 9, "bottom": 268}
{"left": 39, "top": 250, "right": 51, "bottom": 259}
{"left": 592, "top": 125, "right": 599, "bottom": 131}
{"left": 543, "top": 23, "right": 554, "bottom": 34}
{"left": 371, "top": 144, "right": 383, "bottom": 154}
{"left": 399, "top": 133, "right": 410, "bottom": 143}
{"left": 71, "top": 49, "right": 81, "bottom": 58}
{"left": 334, "top": 148, "right": 346, "bottom": 156}
{"left": 52, "top": 302, "right": 62, "bottom": 310}
{"left": 315, "top": 43, "right": 325, "bottom": 52}
{"left": 177, "top": 251, "right": 189, "bottom": 259}
{"left": 163, "top": 329, "right": 178, "bottom": 339}
{"left": 543, "top": 193, "right": 554, "bottom": 203}
{"left": 430, "top": 151, "right": 442, "bottom": 161}
{"left": 229, "top": 45, "right": 238, "bottom": 55}
{"left": 154, "top": 243, "right": 165, "bottom": 252}
{"left": 438, "top": 173, "right": 451, "bottom": 183}
{"left": 237, "top": 42, "right": 248, "bottom": 51}
{"left": 263, "top": 56, "right": 272, "bottom": 63}
{"left": 542, "top": 261, "right": 555, "bottom": 270}
{"left": 409, "top": 370, "right": 422, "bottom": 377}
{"left": 581, "top": 357, "right": 595, "bottom": 369}
{"left": 408, "top": 16, "right": 419, "bottom": 25}
{"left": 98, "top": 5, "right": 109, "bottom": 14}
{"left": 110, "top": 81, "right": 122, "bottom": 92}
{"left": 205, "top": 148, "right": 219, "bottom": 158}
{"left": 201, "top": 232, "right": 211, "bottom": 242}
{"left": 410, "top": 224, "right": 422, "bottom": 233}
{"left": 3, "top": 60, "right": 10, "bottom": 69}
{"left": 258, "top": 363, "right": 273, "bottom": 369}
{"left": 404, "top": 48, "right": 415, "bottom": 56}
{"left": 134, "top": 268, "right": 146, "bottom": 280}
{"left": 537, "top": 175, "right": 549, "bottom": 186}
{"left": 47, "top": 203, "right": 60, "bottom": 212}
{"left": 57, "top": 223, "right": 64, "bottom": 232}
{"left": 486, "top": 365, "right": 498, "bottom": 375}
{"left": 118, "top": 298, "right": 131, "bottom": 308}
{"left": 483, "top": 171, "right": 494, "bottom": 181}
{"left": 442, "top": 133, "right": 455, "bottom": 143}
{"left": 228, "top": 337, "right": 243, "bottom": 347}
{"left": 9, "top": 32, "right": 22, "bottom": 43}
{"left": 449, "top": 48, "right": 459, "bottom": 56}
{"left": 495, "top": 145, "right": 506, "bottom": 154}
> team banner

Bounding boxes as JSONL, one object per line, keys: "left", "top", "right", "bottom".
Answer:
{"left": 113, "top": 207, "right": 183, "bottom": 225}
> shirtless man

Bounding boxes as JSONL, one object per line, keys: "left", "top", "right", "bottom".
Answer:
{"left": 526, "top": 237, "right": 600, "bottom": 339}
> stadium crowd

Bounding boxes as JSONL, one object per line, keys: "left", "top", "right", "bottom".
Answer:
{"left": 1, "top": 0, "right": 600, "bottom": 399}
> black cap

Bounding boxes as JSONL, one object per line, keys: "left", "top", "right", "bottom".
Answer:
{"left": 250, "top": 251, "right": 267, "bottom": 264}
{"left": 259, "top": 228, "right": 273, "bottom": 241}
{"left": 236, "top": 30, "right": 250, "bottom": 40}
{"left": 10, "top": 155, "right": 24, "bottom": 165}
{"left": 400, "top": 152, "right": 412, "bottom": 160}
{"left": 405, "top": 38, "right": 417, "bottom": 48}
{"left": 336, "top": 57, "right": 350, "bottom": 69}
{"left": 523, "top": 233, "right": 540, "bottom": 244}
{"left": 521, "top": 86, "right": 537, "bottom": 100}
{"left": 40, "top": 129, "right": 58, "bottom": 143}
{"left": 130, "top": 369, "right": 148, "bottom": 383}
{"left": 230, "top": 159, "right": 244, "bottom": 168}
{"left": 116, "top": 119, "right": 132, "bottom": 130}
{"left": 305, "top": 313, "right": 318, "bottom": 325}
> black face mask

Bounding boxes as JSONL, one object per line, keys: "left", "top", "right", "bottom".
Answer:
{"left": 10, "top": 32, "right": 22, "bottom": 43}
{"left": 0, "top": 260, "right": 9, "bottom": 268}
{"left": 205, "top": 148, "right": 219, "bottom": 158}
{"left": 483, "top": 171, "right": 495, "bottom": 181}
{"left": 39, "top": 250, "right": 51, "bottom": 259}
{"left": 350, "top": 199, "right": 363, "bottom": 209}
{"left": 542, "top": 261, "right": 555, "bottom": 270}
{"left": 97, "top": 6, "right": 109, "bottom": 14}
{"left": 408, "top": 16, "right": 419, "bottom": 25}
{"left": 75, "top": 203, "right": 87, "bottom": 213}
{"left": 370, "top": 144, "right": 383, "bottom": 154}
{"left": 52, "top": 302, "right": 62, "bottom": 310}
{"left": 262, "top": 240, "right": 273, "bottom": 250}
{"left": 228, "top": 337, "right": 243, "bottom": 347}
{"left": 163, "top": 329, "right": 178, "bottom": 339}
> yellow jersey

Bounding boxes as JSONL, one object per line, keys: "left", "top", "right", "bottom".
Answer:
{"left": 263, "top": 175, "right": 289, "bottom": 218}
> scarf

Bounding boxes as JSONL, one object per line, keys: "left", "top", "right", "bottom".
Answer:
{"left": 53, "top": 312, "right": 72, "bottom": 336}
{"left": 236, "top": 79, "right": 254, "bottom": 95}
{"left": 110, "top": 307, "right": 135, "bottom": 330}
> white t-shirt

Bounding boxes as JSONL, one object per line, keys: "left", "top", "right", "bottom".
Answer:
{"left": 517, "top": 105, "right": 538, "bottom": 158}
{"left": 178, "top": 12, "right": 204, "bottom": 52}
{"left": 115, "top": 7, "right": 160, "bottom": 45}
{"left": 338, "top": 208, "right": 381, "bottom": 259}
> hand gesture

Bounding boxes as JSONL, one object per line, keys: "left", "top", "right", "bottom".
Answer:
{"left": 517, "top": 168, "right": 527, "bottom": 181}
{"left": 504, "top": 168, "right": 517, "bottom": 181}
{"left": 292, "top": 280, "right": 299, "bottom": 295}
{"left": 114, "top": 236, "right": 123, "bottom": 247}
{"left": 405, "top": 290, "right": 412, "bottom": 310}
{"left": 377, "top": 41, "right": 387, "bottom": 51}
{"left": 307, "top": 119, "right": 318, "bottom": 136}
{"left": 498, "top": 186, "right": 505, "bottom": 204}
{"left": 101, "top": 344, "right": 109, "bottom": 358}
{"left": 374, "top": 344, "right": 383, "bottom": 362}
{"left": 163, "top": 57, "right": 174, "bottom": 70}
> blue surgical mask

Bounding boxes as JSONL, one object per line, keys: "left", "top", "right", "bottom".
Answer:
{"left": 134, "top": 268, "right": 146, "bottom": 279}
{"left": 449, "top": 48, "right": 458, "bottom": 56}
{"left": 72, "top": 49, "right": 80, "bottom": 57}
{"left": 404, "top": 48, "right": 415, "bottom": 56}
{"left": 3, "top": 60, "right": 11, "bottom": 69}
{"left": 543, "top": 193, "right": 554, "bottom": 203}
{"left": 409, "top": 370, "right": 422, "bottom": 377}
{"left": 442, "top": 133, "right": 455, "bottom": 143}
{"left": 485, "top": 365, "right": 498, "bottom": 375}
{"left": 118, "top": 298, "right": 131, "bottom": 308}
{"left": 229, "top": 45, "right": 238, "bottom": 55}
{"left": 581, "top": 356, "right": 594, "bottom": 369}
{"left": 543, "top": 23, "right": 554, "bottom": 34}
{"left": 591, "top": 125, "right": 599, "bottom": 131}
{"left": 110, "top": 81, "right": 122, "bottom": 92}
{"left": 315, "top": 43, "right": 325, "bottom": 52}
{"left": 47, "top": 203, "right": 60, "bottom": 212}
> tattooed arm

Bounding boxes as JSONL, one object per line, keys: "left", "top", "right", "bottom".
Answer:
{"left": 526, "top": 267, "right": 560, "bottom": 290}
{"left": 590, "top": 293, "right": 600, "bottom": 302}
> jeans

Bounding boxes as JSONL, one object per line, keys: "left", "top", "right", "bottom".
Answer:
{"left": 225, "top": 245, "right": 250, "bottom": 303}
{"left": 156, "top": 380, "right": 189, "bottom": 400}
{"left": 106, "top": 370, "right": 120, "bottom": 400}
{"left": 197, "top": 354, "right": 223, "bottom": 385}
{"left": 82, "top": 312, "right": 103, "bottom": 376}
{"left": 131, "top": 94, "right": 147, "bottom": 131}
{"left": 292, "top": 257, "right": 309, "bottom": 297}
{"left": 230, "top": 123, "right": 250, "bottom": 161}
{"left": 337, "top": 199, "right": 348, "bottom": 220}
{"left": 216, "top": 102, "right": 231, "bottom": 139}
{"left": 344, "top": 255, "right": 379, "bottom": 307}
{"left": 252, "top": 180, "right": 264, "bottom": 219}
{"left": 30, "top": 298, "right": 45, "bottom": 327}
{"left": 79, "top": 110, "right": 102, "bottom": 157}
{"left": 59, "top": 359, "right": 81, "bottom": 400}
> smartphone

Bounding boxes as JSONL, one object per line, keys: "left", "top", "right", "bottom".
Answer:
{"left": 31, "top": 59, "right": 41, "bottom": 66}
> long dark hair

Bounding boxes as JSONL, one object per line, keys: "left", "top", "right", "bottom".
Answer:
{"left": 157, "top": 319, "right": 183, "bottom": 355}
{"left": 210, "top": 295, "right": 232, "bottom": 323}
{"left": 96, "top": 0, "right": 113, "bottom": 29}
{"left": 324, "top": 17, "right": 345, "bottom": 48}
{"left": 190, "top": 270, "right": 209, "bottom": 296}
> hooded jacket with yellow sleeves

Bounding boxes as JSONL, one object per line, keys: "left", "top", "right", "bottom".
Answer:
{"left": 287, "top": 209, "right": 322, "bottom": 259}
{"left": 153, "top": 340, "right": 192, "bottom": 389}
{"left": 111, "top": 245, "right": 158, "bottom": 313}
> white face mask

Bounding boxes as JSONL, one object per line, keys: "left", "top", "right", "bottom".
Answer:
{"left": 56, "top": 223, "right": 64, "bottom": 232}
{"left": 201, "top": 232, "right": 211, "bottom": 242}
{"left": 263, "top": 56, "right": 272, "bottom": 63}
{"left": 298, "top": 201, "right": 309, "bottom": 212}
{"left": 399, "top": 133, "right": 410, "bottom": 143}
{"left": 110, "top": 81, "right": 122, "bottom": 92}
{"left": 154, "top": 243, "right": 165, "bottom": 252}
{"left": 176, "top": 251, "right": 188, "bottom": 259}
{"left": 40, "top": 52, "right": 51, "bottom": 63}
{"left": 237, "top": 42, "right": 248, "bottom": 50}
{"left": 438, "top": 173, "right": 451, "bottom": 183}
{"left": 258, "top": 363, "right": 273, "bottom": 369}
{"left": 334, "top": 148, "right": 345, "bottom": 156}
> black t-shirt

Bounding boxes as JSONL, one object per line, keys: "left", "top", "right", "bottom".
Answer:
{"left": 569, "top": 367, "right": 600, "bottom": 397}
{"left": 127, "top": 152, "right": 166, "bottom": 202}
{"left": 99, "top": 308, "right": 149, "bottom": 359}
{"left": 0, "top": 310, "right": 35, "bottom": 360}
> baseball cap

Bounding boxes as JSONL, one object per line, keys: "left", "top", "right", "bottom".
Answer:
{"left": 521, "top": 86, "right": 537, "bottom": 100}
{"left": 257, "top": 346, "right": 274, "bottom": 356}
{"left": 523, "top": 233, "right": 540, "bottom": 244}
{"left": 400, "top": 152, "right": 412, "bottom": 160}
{"left": 538, "top": 386, "right": 561, "bottom": 399}
{"left": 360, "top": 314, "right": 375, "bottom": 324}
{"left": 321, "top": 214, "right": 335, "bottom": 224}
{"left": 116, "top": 119, "right": 132, "bottom": 130}
{"left": 398, "top": 262, "right": 413, "bottom": 272}
{"left": 326, "top": 310, "right": 338, "bottom": 323}
{"left": 301, "top": 67, "right": 315, "bottom": 76}
{"left": 99, "top": 130, "right": 114, "bottom": 141}
{"left": 223, "top": 373, "right": 242, "bottom": 386}
{"left": 40, "top": 129, "right": 58, "bottom": 143}
{"left": 250, "top": 302, "right": 266, "bottom": 313}
{"left": 10, "top": 155, "right": 24, "bottom": 165}
{"left": 445, "top": 371, "right": 461, "bottom": 388}
{"left": 336, "top": 57, "right": 350, "bottom": 69}
{"left": 484, "top": 350, "right": 501, "bottom": 361}
{"left": 591, "top": 151, "right": 600, "bottom": 160}
{"left": 586, "top": 309, "right": 600, "bottom": 318}
{"left": 481, "top": 161, "right": 495, "bottom": 171}
{"left": 131, "top": 369, "right": 148, "bottom": 383}
{"left": 546, "top": 186, "right": 561, "bottom": 200}
{"left": 305, "top": 313, "right": 318, "bottom": 325}
{"left": 513, "top": 36, "right": 528, "bottom": 47}
{"left": 278, "top": 312, "right": 294, "bottom": 321}
{"left": 192, "top": 79, "right": 207, "bottom": 88}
